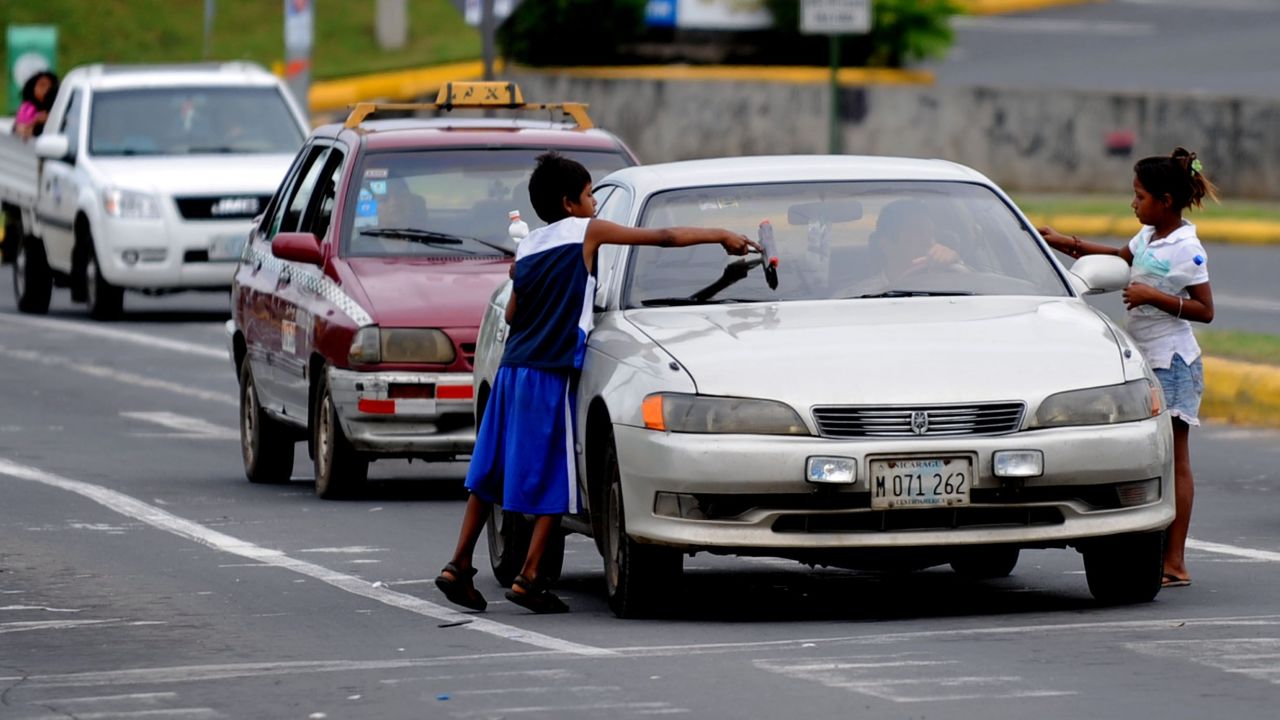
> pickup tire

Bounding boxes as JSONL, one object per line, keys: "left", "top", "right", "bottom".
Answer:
{"left": 950, "top": 545, "right": 1020, "bottom": 579}
{"left": 313, "top": 371, "right": 368, "bottom": 499}
{"left": 1083, "top": 531, "right": 1164, "bottom": 605}
{"left": 602, "top": 436, "right": 681, "bottom": 618}
{"left": 14, "top": 235, "right": 52, "bottom": 314}
{"left": 239, "top": 361, "right": 296, "bottom": 484}
{"left": 85, "top": 247, "right": 124, "bottom": 320}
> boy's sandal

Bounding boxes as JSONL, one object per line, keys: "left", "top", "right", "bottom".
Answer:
{"left": 435, "top": 562, "right": 487, "bottom": 612}
{"left": 505, "top": 574, "right": 569, "bottom": 614}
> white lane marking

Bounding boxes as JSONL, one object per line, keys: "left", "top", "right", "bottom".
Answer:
{"left": 0, "top": 346, "right": 236, "bottom": 406}
{"left": 20, "top": 711, "right": 221, "bottom": 720}
{"left": 1213, "top": 293, "right": 1280, "bottom": 313}
{"left": 447, "top": 685, "right": 620, "bottom": 696}
{"left": 0, "top": 619, "right": 122, "bottom": 634}
{"left": 0, "top": 605, "right": 82, "bottom": 612}
{"left": 297, "top": 546, "right": 389, "bottom": 554}
{"left": 0, "top": 313, "right": 226, "bottom": 360}
{"left": 754, "top": 657, "right": 1074, "bottom": 703}
{"left": 34, "top": 692, "right": 178, "bottom": 706}
{"left": 379, "top": 668, "right": 580, "bottom": 685}
{"left": 0, "top": 457, "right": 611, "bottom": 657}
{"left": 952, "top": 16, "right": 1154, "bottom": 35}
{"left": 120, "top": 412, "right": 238, "bottom": 440}
{"left": 451, "top": 703, "right": 680, "bottom": 717}
{"left": 1187, "top": 538, "right": 1280, "bottom": 562}
{"left": 1127, "top": 638, "right": 1280, "bottom": 685}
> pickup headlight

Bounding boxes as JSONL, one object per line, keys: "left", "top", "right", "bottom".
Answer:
{"left": 103, "top": 188, "right": 161, "bottom": 219}
{"left": 642, "top": 393, "right": 809, "bottom": 435}
{"left": 1031, "top": 379, "right": 1161, "bottom": 428}
{"left": 348, "top": 326, "right": 456, "bottom": 365}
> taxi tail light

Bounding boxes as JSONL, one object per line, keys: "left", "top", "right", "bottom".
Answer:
{"left": 437, "top": 385, "right": 473, "bottom": 401}
{"left": 642, "top": 395, "right": 665, "bottom": 430}
{"left": 389, "top": 384, "right": 434, "bottom": 400}
{"left": 358, "top": 398, "right": 396, "bottom": 414}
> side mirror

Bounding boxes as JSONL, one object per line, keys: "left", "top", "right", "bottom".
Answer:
{"left": 271, "top": 232, "right": 323, "bottom": 266}
{"left": 34, "top": 134, "right": 71, "bottom": 161}
{"left": 1068, "top": 254, "right": 1129, "bottom": 295}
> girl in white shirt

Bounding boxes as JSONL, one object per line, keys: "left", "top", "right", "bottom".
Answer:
{"left": 1039, "top": 147, "right": 1217, "bottom": 590}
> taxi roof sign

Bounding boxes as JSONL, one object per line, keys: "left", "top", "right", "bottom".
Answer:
{"left": 344, "top": 81, "right": 594, "bottom": 130}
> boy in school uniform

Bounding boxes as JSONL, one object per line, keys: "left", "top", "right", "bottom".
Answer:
{"left": 436, "top": 152, "right": 758, "bottom": 613}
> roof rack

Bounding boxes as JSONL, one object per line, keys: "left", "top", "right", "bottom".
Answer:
{"left": 343, "top": 81, "right": 594, "bottom": 130}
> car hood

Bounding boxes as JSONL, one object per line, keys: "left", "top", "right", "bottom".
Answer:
{"left": 92, "top": 154, "right": 295, "bottom": 195}
{"left": 343, "top": 257, "right": 511, "bottom": 328}
{"left": 624, "top": 296, "right": 1125, "bottom": 406}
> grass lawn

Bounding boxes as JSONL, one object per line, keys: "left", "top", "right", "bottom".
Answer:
{"left": 1196, "top": 329, "right": 1280, "bottom": 366}
{"left": 1013, "top": 192, "right": 1280, "bottom": 223}
{"left": 0, "top": 0, "right": 480, "bottom": 111}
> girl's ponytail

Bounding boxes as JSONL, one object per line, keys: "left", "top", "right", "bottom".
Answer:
{"left": 1170, "top": 147, "right": 1219, "bottom": 209}
{"left": 1135, "top": 147, "right": 1220, "bottom": 212}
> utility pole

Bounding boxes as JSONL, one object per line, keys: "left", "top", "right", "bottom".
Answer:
{"left": 481, "top": 0, "right": 496, "bottom": 80}
{"left": 203, "top": 0, "right": 216, "bottom": 59}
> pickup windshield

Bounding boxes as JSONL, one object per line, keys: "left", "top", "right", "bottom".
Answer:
{"left": 625, "top": 180, "right": 1069, "bottom": 308}
{"left": 89, "top": 87, "right": 303, "bottom": 157}
{"left": 342, "top": 148, "right": 631, "bottom": 258}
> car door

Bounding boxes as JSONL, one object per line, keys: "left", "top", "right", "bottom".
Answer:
{"left": 35, "top": 87, "right": 84, "bottom": 273}
{"left": 244, "top": 142, "right": 331, "bottom": 415}
{"left": 273, "top": 145, "right": 346, "bottom": 420}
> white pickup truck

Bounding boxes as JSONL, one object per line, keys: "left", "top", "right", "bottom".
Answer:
{"left": 1, "top": 62, "right": 309, "bottom": 318}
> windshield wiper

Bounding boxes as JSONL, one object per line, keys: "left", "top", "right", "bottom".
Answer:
{"left": 359, "top": 228, "right": 513, "bottom": 257}
{"left": 850, "top": 290, "right": 975, "bottom": 299}
{"left": 187, "top": 146, "right": 238, "bottom": 154}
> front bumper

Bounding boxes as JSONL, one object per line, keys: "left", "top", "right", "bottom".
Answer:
{"left": 328, "top": 368, "right": 476, "bottom": 456}
{"left": 95, "top": 215, "right": 249, "bottom": 290}
{"left": 612, "top": 414, "right": 1174, "bottom": 552}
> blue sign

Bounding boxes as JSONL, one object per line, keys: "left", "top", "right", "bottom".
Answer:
{"left": 645, "top": 0, "right": 677, "bottom": 28}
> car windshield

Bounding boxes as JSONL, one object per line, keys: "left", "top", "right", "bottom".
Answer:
{"left": 625, "top": 181, "right": 1068, "bottom": 308}
{"left": 342, "top": 148, "right": 631, "bottom": 258}
{"left": 89, "top": 87, "right": 303, "bottom": 156}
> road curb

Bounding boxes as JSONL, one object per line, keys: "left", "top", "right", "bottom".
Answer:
{"left": 1026, "top": 213, "right": 1280, "bottom": 246}
{"left": 957, "top": 0, "right": 1105, "bottom": 14}
{"left": 1202, "top": 356, "right": 1280, "bottom": 429}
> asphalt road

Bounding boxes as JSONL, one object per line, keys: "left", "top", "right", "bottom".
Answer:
{"left": 2, "top": 276, "right": 1279, "bottom": 719}
{"left": 930, "top": 0, "right": 1280, "bottom": 97}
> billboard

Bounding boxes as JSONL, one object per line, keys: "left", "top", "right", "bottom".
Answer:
{"left": 645, "top": 0, "right": 774, "bottom": 30}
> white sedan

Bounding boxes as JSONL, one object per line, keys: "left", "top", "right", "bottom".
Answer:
{"left": 474, "top": 156, "right": 1173, "bottom": 617}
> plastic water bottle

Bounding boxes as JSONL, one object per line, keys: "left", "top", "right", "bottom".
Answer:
{"left": 507, "top": 210, "right": 529, "bottom": 242}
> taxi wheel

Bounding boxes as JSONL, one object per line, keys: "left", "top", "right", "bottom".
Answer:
{"left": 1083, "top": 531, "right": 1164, "bottom": 605}
{"left": 487, "top": 508, "right": 565, "bottom": 588}
{"left": 602, "top": 438, "right": 681, "bottom": 618}
{"left": 85, "top": 248, "right": 124, "bottom": 321}
{"left": 14, "top": 236, "right": 52, "bottom": 314}
{"left": 239, "top": 362, "right": 295, "bottom": 484}
{"left": 314, "top": 374, "right": 368, "bottom": 499}
{"left": 950, "top": 545, "right": 1020, "bottom": 579}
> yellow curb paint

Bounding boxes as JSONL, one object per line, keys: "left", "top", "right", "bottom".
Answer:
{"left": 1026, "top": 213, "right": 1280, "bottom": 246}
{"left": 957, "top": 0, "right": 1104, "bottom": 15}
{"left": 308, "top": 60, "right": 495, "bottom": 113}
{"left": 1202, "top": 357, "right": 1280, "bottom": 429}
{"left": 530, "top": 65, "right": 934, "bottom": 86}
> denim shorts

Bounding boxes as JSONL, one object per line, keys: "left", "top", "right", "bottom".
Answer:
{"left": 1153, "top": 353, "right": 1204, "bottom": 427}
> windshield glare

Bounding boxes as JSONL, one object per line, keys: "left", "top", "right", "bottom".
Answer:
{"left": 343, "top": 148, "right": 630, "bottom": 258}
{"left": 626, "top": 181, "right": 1068, "bottom": 307}
{"left": 89, "top": 87, "right": 303, "bottom": 156}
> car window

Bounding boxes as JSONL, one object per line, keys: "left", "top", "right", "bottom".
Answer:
{"left": 257, "top": 146, "right": 312, "bottom": 237}
{"left": 625, "top": 181, "right": 1068, "bottom": 308}
{"left": 88, "top": 87, "right": 304, "bottom": 157}
{"left": 268, "top": 146, "right": 329, "bottom": 239}
{"left": 591, "top": 185, "right": 632, "bottom": 309}
{"left": 594, "top": 185, "right": 632, "bottom": 224}
{"left": 59, "top": 90, "right": 83, "bottom": 156}
{"left": 343, "top": 148, "right": 631, "bottom": 258}
{"left": 300, "top": 149, "right": 346, "bottom": 241}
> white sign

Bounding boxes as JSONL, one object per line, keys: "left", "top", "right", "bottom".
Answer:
{"left": 464, "top": 0, "right": 517, "bottom": 26}
{"left": 801, "top": 0, "right": 871, "bottom": 35}
{"left": 284, "top": 0, "right": 314, "bottom": 52}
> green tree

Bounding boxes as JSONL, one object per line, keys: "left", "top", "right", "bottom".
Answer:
{"left": 766, "top": 0, "right": 959, "bottom": 67}
{"left": 498, "top": 0, "right": 648, "bottom": 66}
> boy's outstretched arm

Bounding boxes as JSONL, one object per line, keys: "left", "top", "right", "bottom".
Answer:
{"left": 583, "top": 219, "right": 759, "bottom": 268}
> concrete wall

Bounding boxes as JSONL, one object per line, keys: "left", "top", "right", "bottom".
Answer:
{"left": 507, "top": 71, "right": 1280, "bottom": 199}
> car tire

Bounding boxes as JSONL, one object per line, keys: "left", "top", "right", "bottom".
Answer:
{"left": 1083, "top": 531, "right": 1164, "bottom": 605}
{"left": 602, "top": 437, "right": 681, "bottom": 618}
{"left": 486, "top": 507, "right": 565, "bottom": 588}
{"left": 85, "top": 246, "right": 124, "bottom": 321}
{"left": 950, "top": 545, "right": 1020, "bottom": 579}
{"left": 2, "top": 209, "right": 22, "bottom": 264}
{"left": 313, "top": 371, "right": 368, "bottom": 499}
{"left": 239, "top": 361, "right": 295, "bottom": 484}
{"left": 14, "top": 235, "right": 52, "bottom": 314}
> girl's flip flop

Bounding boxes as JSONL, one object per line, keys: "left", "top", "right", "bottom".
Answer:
{"left": 1161, "top": 573, "right": 1191, "bottom": 588}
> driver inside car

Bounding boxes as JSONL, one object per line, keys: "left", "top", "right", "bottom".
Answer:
{"left": 838, "top": 198, "right": 967, "bottom": 296}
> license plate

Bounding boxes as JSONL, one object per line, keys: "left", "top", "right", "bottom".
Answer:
{"left": 870, "top": 457, "right": 971, "bottom": 510}
{"left": 209, "top": 233, "right": 247, "bottom": 261}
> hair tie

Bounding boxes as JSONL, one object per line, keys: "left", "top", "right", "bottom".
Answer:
{"left": 1190, "top": 158, "right": 1203, "bottom": 175}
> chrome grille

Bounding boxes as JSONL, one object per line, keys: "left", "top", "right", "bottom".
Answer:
{"left": 812, "top": 402, "right": 1025, "bottom": 438}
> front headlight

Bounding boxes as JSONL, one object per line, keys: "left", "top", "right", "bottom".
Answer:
{"left": 642, "top": 393, "right": 809, "bottom": 435}
{"left": 348, "top": 326, "right": 457, "bottom": 365}
{"left": 1031, "top": 379, "right": 1160, "bottom": 428}
{"left": 103, "top": 188, "right": 161, "bottom": 219}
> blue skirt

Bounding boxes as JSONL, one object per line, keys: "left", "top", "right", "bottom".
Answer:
{"left": 465, "top": 366, "right": 581, "bottom": 515}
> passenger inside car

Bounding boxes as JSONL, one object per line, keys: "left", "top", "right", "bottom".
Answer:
{"left": 836, "top": 198, "right": 969, "bottom": 297}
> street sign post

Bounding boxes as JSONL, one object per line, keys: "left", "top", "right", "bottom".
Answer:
{"left": 5, "top": 25, "right": 57, "bottom": 114}
{"left": 800, "top": 0, "right": 871, "bottom": 154}
{"left": 284, "top": 0, "right": 314, "bottom": 112}
{"left": 455, "top": 0, "right": 521, "bottom": 81}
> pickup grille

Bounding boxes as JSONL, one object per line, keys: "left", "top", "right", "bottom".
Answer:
{"left": 174, "top": 194, "right": 271, "bottom": 221}
{"left": 812, "top": 402, "right": 1025, "bottom": 438}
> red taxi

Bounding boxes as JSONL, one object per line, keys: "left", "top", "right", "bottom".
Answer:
{"left": 228, "top": 83, "right": 637, "bottom": 498}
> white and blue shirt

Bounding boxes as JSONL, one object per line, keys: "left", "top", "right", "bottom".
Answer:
{"left": 1126, "top": 220, "right": 1210, "bottom": 369}
{"left": 502, "top": 216, "right": 596, "bottom": 371}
